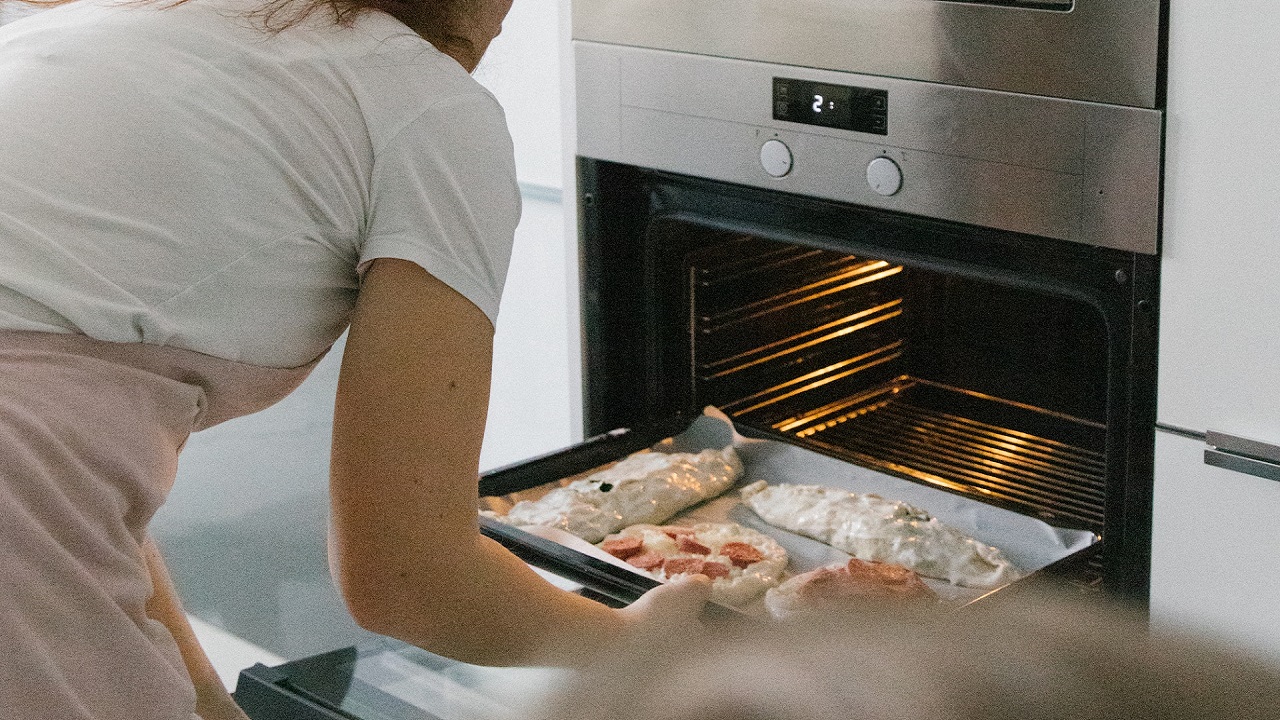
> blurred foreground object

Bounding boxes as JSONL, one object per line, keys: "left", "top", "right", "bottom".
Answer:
{"left": 541, "top": 592, "right": 1280, "bottom": 720}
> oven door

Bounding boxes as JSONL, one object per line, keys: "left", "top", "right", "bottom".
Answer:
{"left": 234, "top": 640, "right": 568, "bottom": 720}
{"left": 573, "top": 0, "right": 1163, "bottom": 108}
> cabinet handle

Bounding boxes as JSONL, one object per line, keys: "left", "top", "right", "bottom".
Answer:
{"left": 1204, "top": 430, "right": 1280, "bottom": 483}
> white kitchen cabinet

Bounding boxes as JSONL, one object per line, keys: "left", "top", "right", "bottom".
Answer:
{"left": 1150, "top": 431, "right": 1280, "bottom": 665}
{"left": 1157, "top": 3, "right": 1280, "bottom": 440}
{"left": 1152, "top": 3, "right": 1280, "bottom": 660}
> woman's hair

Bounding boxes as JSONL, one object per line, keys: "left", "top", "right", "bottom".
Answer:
{"left": 2, "top": 0, "right": 480, "bottom": 55}
{"left": 541, "top": 592, "right": 1280, "bottom": 720}
{"left": 246, "top": 0, "right": 481, "bottom": 53}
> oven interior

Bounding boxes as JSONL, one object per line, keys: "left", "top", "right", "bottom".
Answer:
{"left": 578, "top": 160, "right": 1158, "bottom": 598}
{"left": 679, "top": 224, "right": 1108, "bottom": 532}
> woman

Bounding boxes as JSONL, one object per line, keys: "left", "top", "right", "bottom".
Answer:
{"left": 0, "top": 0, "right": 710, "bottom": 717}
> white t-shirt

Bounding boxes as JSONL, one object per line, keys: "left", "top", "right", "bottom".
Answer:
{"left": 0, "top": 0, "right": 520, "bottom": 368}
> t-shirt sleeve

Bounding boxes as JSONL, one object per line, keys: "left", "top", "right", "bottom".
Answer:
{"left": 359, "top": 91, "right": 521, "bottom": 327}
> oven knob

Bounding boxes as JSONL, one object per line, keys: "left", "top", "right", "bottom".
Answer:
{"left": 866, "top": 156, "right": 903, "bottom": 196}
{"left": 760, "top": 139, "right": 793, "bottom": 178}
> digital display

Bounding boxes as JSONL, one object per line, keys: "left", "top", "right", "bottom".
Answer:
{"left": 773, "top": 77, "right": 888, "bottom": 135}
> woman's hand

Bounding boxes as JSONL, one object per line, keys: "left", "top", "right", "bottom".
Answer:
{"left": 619, "top": 575, "right": 714, "bottom": 640}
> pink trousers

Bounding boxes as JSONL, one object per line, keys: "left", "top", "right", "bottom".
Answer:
{"left": 0, "top": 331, "right": 317, "bottom": 719}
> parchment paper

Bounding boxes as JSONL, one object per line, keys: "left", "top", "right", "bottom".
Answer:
{"left": 504, "top": 407, "right": 1099, "bottom": 613}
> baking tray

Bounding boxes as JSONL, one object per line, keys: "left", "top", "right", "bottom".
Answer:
{"left": 478, "top": 407, "right": 1099, "bottom": 614}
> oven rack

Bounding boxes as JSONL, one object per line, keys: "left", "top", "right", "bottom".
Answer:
{"left": 735, "top": 377, "right": 1108, "bottom": 531}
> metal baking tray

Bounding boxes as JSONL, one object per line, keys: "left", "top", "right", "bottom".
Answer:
{"left": 478, "top": 408, "right": 1099, "bottom": 613}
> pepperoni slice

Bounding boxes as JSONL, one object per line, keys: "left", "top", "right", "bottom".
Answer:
{"left": 817, "top": 558, "right": 936, "bottom": 600}
{"left": 698, "top": 561, "right": 731, "bottom": 580}
{"left": 661, "top": 526, "right": 696, "bottom": 539}
{"left": 600, "top": 536, "right": 644, "bottom": 560}
{"left": 848, "top": 558, "right": 909, "bottom": 584}
{"left": 719, "top": 541, "right": 765, "bottom": 569}
{"left": 661, "top": 557, "right": 705, "bottom": 576}
{"left": 796, "top": 566, "right": 858, "bottom": 601}
{"left": 662, "top": 557, "right": 732, "bottom": 580}
{"left": 850, "top": 559, "right": 919, "bottom": 587}
{"left": 677, "top": 536, "right": 712, "bottom": 555}
{"left": 627, "top": 552, "right": 665, "bottom": 571}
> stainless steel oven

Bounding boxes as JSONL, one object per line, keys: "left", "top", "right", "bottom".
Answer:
{"left": 550, "top": 3, "right": 1165, "bottom": 604}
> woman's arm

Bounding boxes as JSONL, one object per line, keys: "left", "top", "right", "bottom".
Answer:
{"left": 329, "top": 258, "right": 705, "bottom": 667}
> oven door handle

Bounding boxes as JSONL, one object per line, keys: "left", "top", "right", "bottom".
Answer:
{"left": 479, "top": 515, "right": 661, "bottom": 602}
{"left": 1204, "top": 430, "right": 1280, "bottom": 483}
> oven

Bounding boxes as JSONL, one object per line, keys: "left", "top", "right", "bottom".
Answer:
{"left": 559, "top": 40, "right": 1167, "bottom": 605}
{"left": 547, "top": 0, "right": 1164, "bottom": 605}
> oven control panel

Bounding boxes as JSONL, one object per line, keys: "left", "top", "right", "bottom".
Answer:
{"left": 575, "top": 42, "right": 1163, "bottom": 254}
{"left": 772, "top": 77, "right": 888, "bottom": 135}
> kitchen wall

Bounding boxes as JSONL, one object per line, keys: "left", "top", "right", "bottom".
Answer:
{"left": 472, "top": 0, "right": 578, "bottom": 468}
{"left": 475, "top": 0, "right": 564, "bottom": 192}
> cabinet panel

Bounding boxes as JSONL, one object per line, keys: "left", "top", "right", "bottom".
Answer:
{"left": 1150, "top": 430, "right": 1280, "bottom": 665}
{"left": 1158, "top": 2, "right": 1280, "bottom": 440}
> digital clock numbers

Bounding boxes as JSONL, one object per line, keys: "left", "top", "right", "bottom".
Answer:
{"left": 773, "top": 77, "right": 888, "bottom": 135}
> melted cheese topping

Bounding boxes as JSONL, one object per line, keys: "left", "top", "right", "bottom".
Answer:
{"left": 611, "top": 523, "right": 789, "bottom": 607}
{"left": 500, "top": 447, "right": 742, "bottom": 543}
{"left": 741, "top": 481, "right": 1019, "bottom": 588}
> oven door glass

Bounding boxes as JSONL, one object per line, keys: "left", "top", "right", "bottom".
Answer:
{"left": 234, "top": 640, "right": 565, "bottom": 720}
